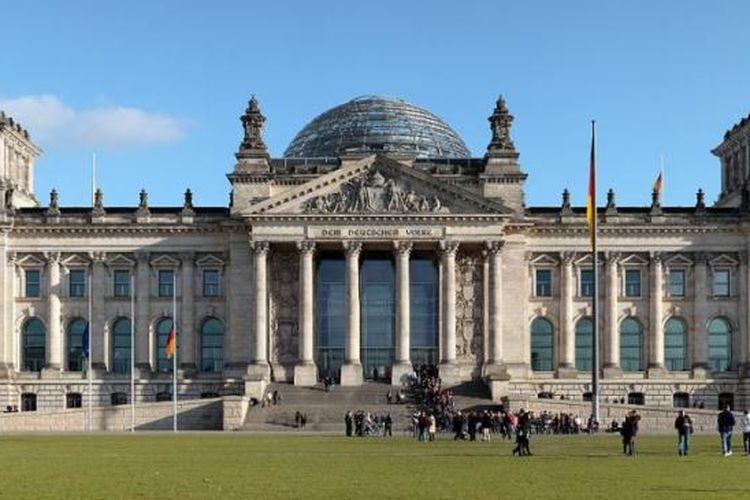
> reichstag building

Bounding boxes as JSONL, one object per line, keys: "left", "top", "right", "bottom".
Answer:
{"left": 1, "top": 94, "right": 749, "bottom": 412}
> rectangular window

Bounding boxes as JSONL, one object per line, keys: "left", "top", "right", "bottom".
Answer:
{"left": 113, "top": 270, "right": 130, "bottom": 297}
{"left": 580, "top": 269, "right": 594, "bottom": 297}
{"left": 535, "top": 269, "right": 552, "bottom": 297}
{"left": 713, "top": 269, "right": 730, "bottom": 297}
{"left": 624, "top": 269, "right": 641, "bottom": 297}
{"left": 668, "top": 269, "right": 685, "bottom": 297}
{"left": 25, "top": 270, "right": 41, "bottom": 298}
{"left": 158, "top": 270, "right": 174, "bottom": 297}
{"left": 203, "top": 269, "right": 220, "bottom": 297}
{"left": 69, "top": 269, "right": 86, "bottom": 297}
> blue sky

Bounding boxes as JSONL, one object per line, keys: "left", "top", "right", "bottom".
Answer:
{"left": 2, "top": 0, "right": 748, "bottom": 208}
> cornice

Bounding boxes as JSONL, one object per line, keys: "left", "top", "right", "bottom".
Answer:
{"left": 248, "top": 213, "right": 511, "bottom": 223}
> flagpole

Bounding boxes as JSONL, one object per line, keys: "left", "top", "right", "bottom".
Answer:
{"left": 659, "top": 152, "right": 665, "bottom": 206}
{"left": 172, "top": 272, "right": 177, "bottom": 433}
{"left": 130, "top": 274, "right": 136, "bottom": 432}
{"left": 91, "top": 153, "right": 96, "bottom": 205}
{"left": 87, "top": 271, "right": 93, "bottom": 432}
{"left": 591, "top": 120, "right": 600, "bottom": 427}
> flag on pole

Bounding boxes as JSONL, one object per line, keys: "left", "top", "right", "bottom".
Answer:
{"left": 82, "top": 323, "right": 90, "bottom": 359}
{"left": 585, "top": 128, "right": 596, "bottom": 249}
{"left": 653, "top": 170, "right": 663, "bottom": 194}
{"left": 165, "top": 323, "right": 175, "bottom": 359}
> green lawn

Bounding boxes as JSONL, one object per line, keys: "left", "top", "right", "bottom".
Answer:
{"left": 0, "top": 433, "right": 745, "bottom": 499}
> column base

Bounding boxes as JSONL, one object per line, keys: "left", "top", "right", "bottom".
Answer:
{"left": 246, "top": 361, "right": 270, "bottom": 381}
{"left": 294, "top": 362, "right": 318, "bottom": 386}
{"left": 739, "top": 362, "right": 750, "bottom": 379}
{"left": 390, "top": 362, "right": 413, "bottom": 386}
{"left": 504, "top": 362, "right": 531, "bottom": 379}
{"left": 691, "top": 364, "right": 709, "bottom": 379}
{"left": 438, "top": 362, "right": 461, "bottom": 386}
{"left": 646, "top": 365, "right": 667, "bottom": 379}
{"left": 556, "top": 365, "right": 578, "bottom": 379}
{"left": 602, "top": 365, "right": 622, "bottom": 379}
{"left": 224, "top": 363, "right": 250, "bottom": 379}
{"left": 0, "top": 362, "right": 15, "bottom": 378}
{"left": 340, "top": 363, "right": 364, "bottom": 386}
{"left": 41, "top": 366, "right": 62, "bottom": 379}
{"left": 488, "top": 379, "right": 511, "bottom": 402}
{"left": 483, "top": 362, "right": 510, "bottom": 381}
{"left": 243, "top": 379, "right": 267, "bottom": 400}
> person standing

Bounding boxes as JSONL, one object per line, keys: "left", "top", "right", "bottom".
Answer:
{"left": 741, "top": 410, "right": 750, "bottom": 455}
{"left": 718, "top": 404, "right": 736, "bottom": 456}
{"left": 344, "top": 411, "right": 353, "bottom": 437}
{"left": 674, "top": 410, "right": 693, "bottom": 456}
{"left": 428, "top": 413, "right": 437, "bottom": 442}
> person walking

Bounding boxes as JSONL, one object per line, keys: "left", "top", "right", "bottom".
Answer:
{"left": 674, "top": 410, "right": 693, "bottom": 456}
{"left": 717, "top": 404, "right": 735, "bottom": 456}
{"left": 741, "top": 410, "right": 750, "bottom": 455}
{"left": 718, "top": 404, "right": 736, "bottom": 456}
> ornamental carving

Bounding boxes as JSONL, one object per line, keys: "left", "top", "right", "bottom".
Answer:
{"left": 270, "top": 249, "right": 299, "bottom": 366}
{"left": 456, "top": 248, "right": 484, "bottom": 363}
{"left": 304, "top": 170, "right": 447, "bottom": 214}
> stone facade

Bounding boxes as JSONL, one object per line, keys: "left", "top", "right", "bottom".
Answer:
{"left": 1, "top": 96, "right": 750, "bottom": 417}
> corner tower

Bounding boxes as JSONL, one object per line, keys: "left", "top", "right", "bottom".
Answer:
{"left": 0, "top": 112, "right": 40, "bottom": 208}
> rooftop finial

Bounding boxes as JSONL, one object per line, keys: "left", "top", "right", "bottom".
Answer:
{"left": 696, "top": 188, "right": 706, "bottom": 210}
{"left": 138, "top": 188, "right": 148, "bottom": 209}
{"left": 487, "top": 95, "right": 515, "bottom": 153}
{"left": 184, "top": 188, "right": 194, "bottom": 210}
{"left": 240, "top": 95, "right": 267, "bottom": 151}
{"left": 94, "top": 188, "right": 103, "bottom": 209}
{"left": 49, "top": 188, "right": 59, "bottom": 209}
{"left": 560, "top": 188, "right": 573, "bottom": 216}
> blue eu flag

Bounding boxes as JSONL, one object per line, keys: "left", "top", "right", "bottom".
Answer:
{"left": 82, "top": 324, "right": 90, "bottom": 359}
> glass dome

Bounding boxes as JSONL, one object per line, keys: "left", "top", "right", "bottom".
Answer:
{"left": 284, "top": 96, "right": 470, "bottom": 158}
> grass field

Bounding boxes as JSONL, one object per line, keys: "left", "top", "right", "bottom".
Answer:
{"left": 0, "top": 433, "right": 746, "bottom": 500}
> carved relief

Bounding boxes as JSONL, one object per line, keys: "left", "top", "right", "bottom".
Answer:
{"left": 269, "top": 248, "right": 299, "bottom": 366}
{"left": 304, "top": 170, "right": 446, "bottom": 214}
{"left": 456, "top": 248, "right": 483, "bottom": 363}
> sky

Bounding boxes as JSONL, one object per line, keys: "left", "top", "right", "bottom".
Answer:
{"left": 1, "top": 0, "right": 749, "bottom": 208}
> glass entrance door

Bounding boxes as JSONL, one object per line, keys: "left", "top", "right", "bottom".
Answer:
{"left": 315, "top": 255, "right": 346, "bottom": 382}
{"left": 361, "top": 254, "right": 395, "bottom": 381}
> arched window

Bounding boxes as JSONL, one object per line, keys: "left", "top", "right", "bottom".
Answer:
{"left": 200, "top": 317, "right": 224, "bottom": 372}
{"left": 22, "top": 318, "right": 46, "bottom": 372}
{"left": 664, "top": 318, "right": 687, "bottom": 371}
{"left": 708, "top": 318, "right": 732, "bottom": 372}
{"left": 66, "top": 318, "right": 88, "bottom": 372}
{"left": 530, "top": 318, "right": 554, "bottom": 371}
{"left": 155, "top": 318, "right": 174, "bottom": 373}
{"left": 673, "top": 392, "right": 690, "bottom": 408}
{"left": 620, "top": 317, "right": 643, "bottom": 371}
{"left": 111, "top": 318, "right": 132, "bottom": 374}
{"left": 575, "top": 317, "right": 593, "bottom": 371}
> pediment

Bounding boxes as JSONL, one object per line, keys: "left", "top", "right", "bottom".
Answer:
{"left": 529, "top": 253, "right": 559, "bottom": 266}
{"left": 15, "top": 253, "right": 45, "bottom": 267}
{"left": 620, "top": 253, "right": 649, "bottom": 266}
{"left": 246, "top": 155, "right": 510, "bottom": 216}
{"left": 150, "top": 254, "right": 180, "bottom": 267}
{"left": 664, "top": 253, "right": 693, "bottom": 267}
{"left": 196, "top": 254, "right": 225, "bottom": 267}
{"left": 106, "top": 254, "right": 136, "bottom": 268}
{"left": 710, "top": 254, "right": 738, "bottom": 267}
{"left": 61, "top": 253, "right": 91, "bottom": 268}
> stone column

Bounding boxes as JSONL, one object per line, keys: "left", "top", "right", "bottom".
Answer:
{"left": 648, "top": 253, "right": 666, "bottom": 376}
{"left": 557, "top": 252, "right": 577, "bottom": 378}
{"left": 692, "top": 253, "right": 709, "bottom": 377}
{"left": 294, "top": 240, "right": 317, "bottom": 386}
{"left": 439, "top": 240, "right": 460, "bottom": 383}
{"left": 0, "top": 233, "right": 11, "bottom": 377}
{"left": 91, "top": 253, "right": 107, "bottom": 372}
{"left": 45, "top": 253, "right": 62, "bottom": 372}
{"left": 248, "top": 241, "right": 270, "bottom": 380}
{"left": 603, "top": 252, "right": 621, "bottom": 377}
{"left": 484, "top": 241, "right": 508, "bottom": 380}
{"left": 739, "top": 251, "right": 749, "bottom": 376}
{"left": 180, "top": 252, "right": 196, "bottom": 373}
{"left": 392, "top": 241, "right": 413, "bottom": 385}
{"left": 135, "top": 252, "right": 151, "bottom": 375}
{"left": 340, "top": 241, "right": 363, "bottom": 386}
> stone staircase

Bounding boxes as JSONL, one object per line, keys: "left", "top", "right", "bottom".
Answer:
{"left": 241, "top": 379, "right": 496, "bottom": 432}
{"left": 242, "top": 382, "right": 417, "bottom": 433}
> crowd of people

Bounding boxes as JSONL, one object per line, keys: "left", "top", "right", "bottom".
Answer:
{"left": 344, "top": 410, "right": 393, "bottom": 437}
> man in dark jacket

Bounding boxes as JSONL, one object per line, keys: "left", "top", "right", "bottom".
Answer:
{"left": 718, "top": 404, "right": 736, "bottom": 456}
{"left": 674, "top": 410, "right": 693, "bottom": 456}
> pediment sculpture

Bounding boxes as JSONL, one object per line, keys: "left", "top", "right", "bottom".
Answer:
{"left": 304, "top": 170, "right": 448, "bottom": 214}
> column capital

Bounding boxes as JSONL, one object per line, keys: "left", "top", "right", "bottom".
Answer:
{"left": 250, "top": 240, "right": 270, "bottom": 254}
{"left": 179, "top": 251, "right": 195, "bottom": 262}
{"left": 44, "top": 251, "right": 61, "bottom": 265}
{"left": 135, "top": 250, "right": 150, "bottom": 263}
{"left": 296, "top": 240, "right": 316, "bottom": 255}
{"left": 560, "top": 251, "right": 575, "bottom": 265}
{"left": 343, "top": 240, "right": 363, "bottom": 257}
{"left": 738, "top": 250, "right": 748, "bottom": 265}
{"left": 438, "top": 240, "right": 459, "bottom": 257}
{"left": 694, "top": 251, "right": 710, "bottom": 264}
{"left": 604, "top": 251, "right": 621, "bottom": 266}
{"left": 394, "top": 241, "right": 413, "bottom": 256}
{"left": 485, "top": 240, "right": 504, "bottom": 255}
{"left": 650, "top": 251, "right": 663, "bottom": 264}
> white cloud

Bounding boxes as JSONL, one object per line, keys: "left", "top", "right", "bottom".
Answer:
{"left": 0, "top": 94, "right": 187, "bottom": 149}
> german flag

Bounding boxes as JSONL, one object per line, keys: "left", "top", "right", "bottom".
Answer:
{"left": 165, "top": 323, "right": 175, "bottom": 359}
{"left": 585, "top": 122, "right": 596, "bottom": 249}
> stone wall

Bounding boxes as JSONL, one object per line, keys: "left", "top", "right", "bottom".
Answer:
{"left": 507, "top": 396, "right": 737, "bottom": 434}
{"left": 0, "top": 397, "right": 222, "bottom": 432}
{"left": 222, "top": 395, "right": 249, "bottom": 431}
